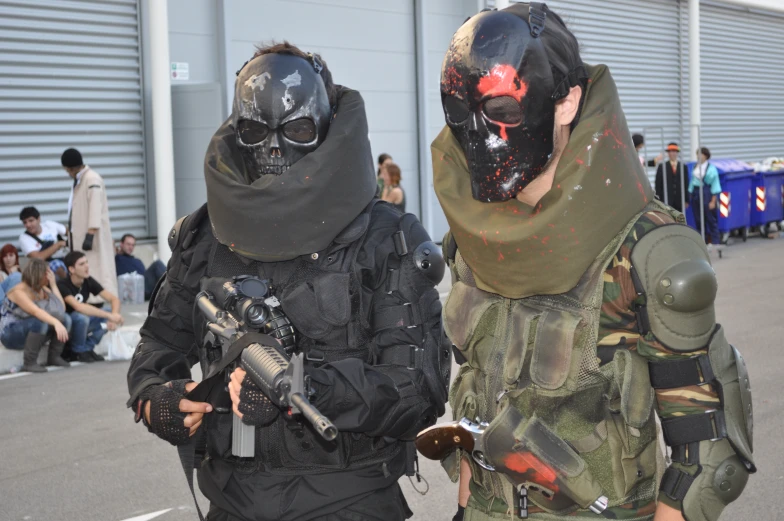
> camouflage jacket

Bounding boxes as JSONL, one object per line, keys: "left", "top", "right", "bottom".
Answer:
{"left": 599, "top": 209, "right": 720, "bottom": 420}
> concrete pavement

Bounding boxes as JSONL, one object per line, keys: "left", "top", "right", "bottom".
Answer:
{"left": 0, "top": 237, "right": 782, "bottom": 520}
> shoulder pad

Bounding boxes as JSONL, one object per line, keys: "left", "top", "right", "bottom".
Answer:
{"left": 630, "top": 224, "right": 717, "bottom": 351}
{"left": 168, "top": 215, "right": 187, "bottom": 251}
{"left": 168, "top": 203, "right": 209, "bottom": 252}
{"left": 413, "top": 241, "right": 445, "bottom": 284}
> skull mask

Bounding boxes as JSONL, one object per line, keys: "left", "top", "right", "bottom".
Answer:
{"left": 441, "top": 7, "right": 558, "bottom": 202}
{"left": 234, "top": 53, "right": 331, "bottom": 180}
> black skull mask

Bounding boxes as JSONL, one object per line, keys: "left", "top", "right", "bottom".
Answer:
{"left": 233, "top": 53, "right": 331, "bottom": 180}
{"left": 441, "top": 7, "right": 558, "bottom": 202}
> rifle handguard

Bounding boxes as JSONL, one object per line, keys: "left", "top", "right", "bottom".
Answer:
{"left": 241, "top": 344, "right": 337, "bottom": 441}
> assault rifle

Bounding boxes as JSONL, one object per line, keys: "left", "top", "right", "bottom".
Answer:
{"left": 195, "top": 277, "right": 337, "bottom": 458}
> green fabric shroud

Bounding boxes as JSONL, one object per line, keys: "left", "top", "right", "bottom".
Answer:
{"left": 433, "top": 64, "right": 653, "bottom": 299}
{"left": 204, "top": 89, "right": 377, "bottom": 262}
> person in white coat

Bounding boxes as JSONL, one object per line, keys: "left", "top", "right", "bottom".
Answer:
{"left": 61, "top": 148, "right": 118, "bottom": 300}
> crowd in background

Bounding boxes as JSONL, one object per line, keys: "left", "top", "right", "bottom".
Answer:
{"left": 0, "top": 149, "right": 125, "bottom": 372}
{"left": 636, "top": 134, "right": 722, "bottom": 245}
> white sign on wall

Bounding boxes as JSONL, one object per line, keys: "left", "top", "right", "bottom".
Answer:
{"left": 171, "top": 62, "right": 189, "bottom": 80}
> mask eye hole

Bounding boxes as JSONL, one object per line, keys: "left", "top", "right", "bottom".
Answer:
{"left": 483, "top": 96, "right": 523, "bottom": 125}
{"left": 282, "top": 118, "right": 317, "bottom": 143}
{"left": 443, "top": 95, "right": 469, "bottom": 124}
{"left": 237, "top": 120, "right": 270, "bottom": 145}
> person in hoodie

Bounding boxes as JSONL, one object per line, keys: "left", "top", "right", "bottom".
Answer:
{"left": 126, "top": 42, "right": 450, "bottom": 521}
{"left": 431, "top": 5, "right": 754, "bottom": 521}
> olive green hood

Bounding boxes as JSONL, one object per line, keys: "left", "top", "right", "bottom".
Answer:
{"left": 433, "top": 64, "right": 652, "bottom": 299}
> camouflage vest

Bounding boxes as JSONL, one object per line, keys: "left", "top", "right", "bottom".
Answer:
{"left": 443, "top": 206, "right": 667, "bottom": 516}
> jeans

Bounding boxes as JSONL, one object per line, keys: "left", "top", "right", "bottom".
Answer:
{"left": 0, "top": 313, "right": 72, "bottom": 350}
{"left": 68, "top": 311, "right": 106, "bottom": 353}
{"left": 0, "top": 272, "right": 22, "bottom": 303}
{"left": 690, "top": 188, "right": 721, "bottom": 245}
{"left": 144, "top": 260, "right": 166, "bottom": 300}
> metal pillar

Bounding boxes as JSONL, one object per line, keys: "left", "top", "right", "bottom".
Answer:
{"left": 145, "top": 0, "right": 177, "bottom": 263}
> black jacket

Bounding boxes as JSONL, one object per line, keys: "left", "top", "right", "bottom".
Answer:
{"left": 126, "top": 202, "right": 447, "bottom": 521}
{"left": 655, "top": 160, "right": 688, "bottom": 212}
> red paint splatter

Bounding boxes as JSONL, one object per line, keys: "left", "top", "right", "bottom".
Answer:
{"left": 477, "top": 65, "right": 528, "bottom": 102}
{"left": 575, "top": 158, "right": 584, "bottom": 166}
{"left": 497, "top": 251, "right": 505, "bottom": 261}
{"left": 636, "top": 181, "right": 649, "bottom": 203}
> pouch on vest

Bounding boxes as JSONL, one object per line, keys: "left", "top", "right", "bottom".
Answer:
{"left": 281, "top": 272, "right": 352, "bottom": 339}
{"left": 443, "top": 281, "right": 500, "bottom": 366}
{"left": 604, "top": 349, "right": 660, "bottom": 498}
{"left": 529, "top": 309, "right": 584, "bottom": 391}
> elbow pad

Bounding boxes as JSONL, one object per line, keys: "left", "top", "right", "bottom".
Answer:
{"left": 633, "top": 226, "right": 755, "bottom": 520}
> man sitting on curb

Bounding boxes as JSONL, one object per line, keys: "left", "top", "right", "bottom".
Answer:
{"left": 115, "top": 234, "right": 166, "bottom": 300}
{"left": 57, "top": 251, "right": 123, "bottom": 363}
{"left": 18, "top": 207, "right": 69, "bottom": 279}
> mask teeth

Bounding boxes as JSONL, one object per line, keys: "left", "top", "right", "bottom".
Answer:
{"left": 258, "top": 165, "right": 290, "bottom": 176}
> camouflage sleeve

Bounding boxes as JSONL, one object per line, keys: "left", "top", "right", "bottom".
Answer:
{"left": 598, "top": 210, "right": 720, "bottom": 420}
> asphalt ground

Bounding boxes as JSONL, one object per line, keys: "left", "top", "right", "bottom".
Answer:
{"left": 1, "top": 237, "right": 782, "bottom": 521}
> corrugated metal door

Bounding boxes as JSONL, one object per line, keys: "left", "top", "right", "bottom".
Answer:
{"left": 697, "top": 2, "right": 784, "bottom": 163}
{"left": 545, "top": 0, "right": 684, "bottom": 185}
{"left": 0, "top": 0, "right": 146, "bottom": 246}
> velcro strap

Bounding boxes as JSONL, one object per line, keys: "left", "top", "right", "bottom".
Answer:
{"left": 649, "top": 355, "right": 715, "bottom": 389}
{"left": 662, "top": 410, "right": 727, "bottom": 446}
{"left": 378, "top": 344, "right": 421, "bottom": 369}
{"left": 659, "top": 466, "right": 696, "bottom": 502}
{"left": 670, "top": 442, "right": 700, "bottom": 465}
{"left": 385, "top": 268, "right": 401, "bottom": 294}
{"left": 373, "top": 303, "right": 422, "bottom": 331}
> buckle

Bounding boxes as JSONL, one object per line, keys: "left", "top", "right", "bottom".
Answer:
{"left": 705, "top": 409, "right": 728, "bottom": 441}
{"left": 528, "top": 2, "right": 547, "bottom": 37}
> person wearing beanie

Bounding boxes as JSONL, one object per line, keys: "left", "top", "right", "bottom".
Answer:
{"left": 61, "top": 148, "right": 118, "bottom": 300}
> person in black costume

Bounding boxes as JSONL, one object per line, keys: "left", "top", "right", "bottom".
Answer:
{"left": 126, "top": 42, "right": 451, "bottom": 521}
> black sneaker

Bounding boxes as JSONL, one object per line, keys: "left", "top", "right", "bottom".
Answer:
{"left": 89, "top": 351, "right": 105, "bottom": 362}
{"left": 76, "top": 352, "right": 96, "bottom": 363}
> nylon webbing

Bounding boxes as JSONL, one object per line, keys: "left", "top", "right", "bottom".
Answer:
{"left": 660, "top": 466, "right": 696, "bottom": 502}
{"left": 662, "top": 410, "right": 727, "bottom": 446}
{"left": 649, "top": 355, "right": 715, "bottom": 389}
{"left": 372, "top": 303, "right": 422, "bottom": 331}
{"left": 670, "top": 442, "right": 700, "bottom": 465}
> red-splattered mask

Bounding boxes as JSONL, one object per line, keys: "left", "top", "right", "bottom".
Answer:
{"left": 441, "top": 7, "right": 557, "bottom": 202}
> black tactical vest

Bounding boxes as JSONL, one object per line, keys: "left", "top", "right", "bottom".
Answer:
{"left": 197, "top": 202, "right": 401, "bottom": 473}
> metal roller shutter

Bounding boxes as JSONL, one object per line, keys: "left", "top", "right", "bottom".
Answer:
{"left": 697, "top": 2, "right": 784, "bottom": 162}
{"left": 545, "top": 0, "right": 683, "bottom": 185}
{"left": 0, "top": 0, "right": 146, "bottom": 247}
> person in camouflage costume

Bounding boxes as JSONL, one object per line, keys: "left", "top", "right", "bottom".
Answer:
{"left": 429, "top": 4, "right": 755, "bottom": 521}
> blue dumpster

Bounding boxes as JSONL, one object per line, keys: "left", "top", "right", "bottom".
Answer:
{"left": 685, "top": 159, "right": 754, "bottom": 242}
{"left": 749, "top": 169, "right": 784, "bottom": 232}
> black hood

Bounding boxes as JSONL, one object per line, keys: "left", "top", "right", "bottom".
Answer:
{"left": 204, "top": 89, "right": 377, "bottom": 262}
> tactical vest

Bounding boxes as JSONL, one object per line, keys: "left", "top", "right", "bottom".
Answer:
{"left": 443, "top": 207, "right": 667, "bottom": 516}
{"left": 198, "top": 202, "right": 401, "bottom": 474}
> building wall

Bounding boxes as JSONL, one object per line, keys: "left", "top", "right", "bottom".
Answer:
{"left": 148, "top": 0, "right": 784, "bottom": 244}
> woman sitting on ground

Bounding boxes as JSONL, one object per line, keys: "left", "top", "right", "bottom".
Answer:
{"left": 0, "top": 258, "right": 71, "bottom": 372}
{"left": 380, "top": 161, "right": 406, "bottom": 213}
{"left": 0, "top": 243, "right": 22, "bottom": 302}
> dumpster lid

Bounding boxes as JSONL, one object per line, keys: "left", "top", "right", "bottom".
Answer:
{"left": 687, "top": 158, "right": 754, "bottom": 175}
